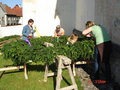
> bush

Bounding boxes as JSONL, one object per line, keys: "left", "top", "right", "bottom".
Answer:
{"left": 1, "top": 36, "right": 95, "bottom": 65}
{"left": 0, "top": 35, "right": 20, "bottom": 42}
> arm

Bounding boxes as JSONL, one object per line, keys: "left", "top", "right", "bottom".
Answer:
{"left": 22, "top": 26, "right": 29, "bottom": 37}
{"left": 54, "top": 31, "right": 57, "bottom": 37}
{"left": 58, "top": 29, "right": 65, "bottom": 36}
{"left": 31, "top": 30, "right": 36, "bottom": 33}
{"left": 82, "top": 28, "right": 92, "bottom": 35}
{"left": 61, "top": 29, "right": 65, "bottom": 35}
{"left": 86, "top": 33, "right": 92, "bottom": 37}
{"left": 31, "top": 29, "right": 36, "bottom": 37}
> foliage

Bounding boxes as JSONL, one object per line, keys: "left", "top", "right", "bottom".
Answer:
{"left": 1, "top": 36, "right": 95, "bottom": 65}
{"left": 0, "top": 35, "right": 20, "bottom": 42}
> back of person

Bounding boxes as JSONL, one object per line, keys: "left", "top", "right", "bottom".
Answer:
{"left": 90, "top": 25, "right": 110, "bottom": 45}
{"left": 67, "top": 34, "right": 78, "bottom": 44}
{"left": 82, "top": 21, "right": 112, "bottom": 83}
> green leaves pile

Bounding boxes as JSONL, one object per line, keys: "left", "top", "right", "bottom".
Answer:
{"left": 1, "top": 36, "right": 95, "bottom": 65}
{"left": 0, "top": 35, "right": 20, "bottom": 42}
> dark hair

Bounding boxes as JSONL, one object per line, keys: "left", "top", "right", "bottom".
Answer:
{"left": 28, "top": 19, "right": 34, "bottom": 24}
{"left": 86, "top": 21, "right": 95, "bottom": 28}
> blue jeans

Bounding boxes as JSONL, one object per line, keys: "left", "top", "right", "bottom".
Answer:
{"left": 94, "top": 47, "right": 98, "bottom": 74}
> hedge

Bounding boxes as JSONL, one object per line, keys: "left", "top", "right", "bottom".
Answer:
{"left": 0, "top": 35, "right": 20, "bottom": 42}
{"left": 1, "top": 36, "right": 95, "bottom": 65}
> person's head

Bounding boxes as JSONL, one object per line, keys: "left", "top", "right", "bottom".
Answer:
{"left": 56, "top": 25, "right": 61, "bottom": 30}
{"left": 28, "top": 19, "right": 34, "bottom": 26}
{"left": 70, "top": 34, "right": 78, "bottom": 40}
{"left": 86, "top": 21, "right": 95, "bottom": 28}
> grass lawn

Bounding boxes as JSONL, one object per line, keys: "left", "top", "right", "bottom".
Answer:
{"left": 0, "top": 55, "right": 83, "bottom": 90}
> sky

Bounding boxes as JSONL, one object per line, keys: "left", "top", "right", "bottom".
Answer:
{"left": 0, "top": 0, "right": 22, "bottom": 8}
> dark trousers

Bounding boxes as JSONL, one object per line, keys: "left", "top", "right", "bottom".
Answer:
{"left": 95, "top": 41, "right": 112, "bottom": 82}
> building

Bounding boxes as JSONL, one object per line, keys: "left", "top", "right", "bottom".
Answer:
{"left": 23, "top": 0, "right": 120, "bottom": 45}
{"left": 23, "top": 0, "right": 95, "bottom": 36}
{"left": 23, "top": 0, "right": 120, "bottom": 86}
{"left": 0, "top": 2, "right": 22, "bottom": 26}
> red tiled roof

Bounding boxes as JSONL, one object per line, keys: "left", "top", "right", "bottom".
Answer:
{"left": 5, "top": 5, "right": 14, "bottom": 15}
{"left": 12, "top": 5, "right": 22, "bottom": 16}
{"left": 0, "top": 2, "right": 2, "bottom": 5}
{"left": 0, "top": 2, "right": 22, "bottom": 16}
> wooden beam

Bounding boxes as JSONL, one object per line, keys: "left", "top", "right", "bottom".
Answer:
{"left": 24, "top": 64, "right": 28, "bottom": 80}
{"left": 72, "top": 63, "right": 76, "bottom": 76}
{"left": 0, "top": 66, "right": 24, "bottom": 72}
{"left": 0, "top": 52, "right": 3, "bottom": 55}
{"left": 59, "top": 85, "right": 77, "bottom": 90}
{"left": 44, "top": 64, "right": 48, "bottom": 82}
{"left": 47, "top": 72, "right": 57, "bottom": 77}
{"left": 75, "top": 61, "right": 87, "bottom": 65}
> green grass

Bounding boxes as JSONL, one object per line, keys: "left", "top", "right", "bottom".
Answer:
{"left": 0, "top": 55, "right": 83, "bottom": 90}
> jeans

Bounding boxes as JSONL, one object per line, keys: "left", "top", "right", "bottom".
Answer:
{"left": 94, "top": 47, "right": 98, "bottom": 73}
{"left": 25, "top": 39, "right": 31, "bottom": 46}
{"left": 95, "top": 41, "right": 112, "bottom": 82}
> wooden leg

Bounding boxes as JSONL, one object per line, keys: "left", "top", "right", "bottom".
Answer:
{"left": 67, "top": 65, "right": 78, "bottom": 90}
{"left": 56, "top": 59, "right": 62, "bottom": 90}
{"left": 24, "top": 64, "right": 28, "bottom": 80}
{"left": 72, "top": 63, "right": 76, "bottom": 76}
{"left": 44, "top": 64, "right": 48, "bottom": 82}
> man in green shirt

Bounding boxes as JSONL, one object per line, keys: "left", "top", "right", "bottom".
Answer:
{"left": 82, "top": 21, "right": 112, "bottom": 83}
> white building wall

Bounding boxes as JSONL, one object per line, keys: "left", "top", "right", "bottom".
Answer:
{"left": 75, "top": 0, "right": 95, "bottom": 31}
{"left": 23, "top": 0, "right": 58, "bottom": 36}
{"left": 95, "top": 0, "right": 120, "bottom": 45}
{"left": 4, "top": 15, "right": 7, "bottom": 26}
{"left": 18, "top": 17, "right": 23, "bottom": 25}
{"left": 0, "top": 25, "right": 23, "bottom": 38}
{"left": 0, "top": 6, "right": 5, "bottom": 26}
{"left": 23, "top": 0, "right": 76, "bottom": 36}
{"left": 55, "top": 0, "right": 76, "bottom": 35}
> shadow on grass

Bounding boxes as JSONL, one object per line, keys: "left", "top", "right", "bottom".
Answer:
{"left": 1, "top": 70, "right": 23, "bottom": 74}
{"left": 27, "top": 63, "right": 57, "bottom": 72}
{"left": 27, "top": 63, "right": 73, "bottom": 90}
{"left": 62, "top": 76, "right": 71, "bottom": 86}
{"left": 0, "top": 70, "right": 23, "bottom": 79}
{"left": 0, "top": 63, "right": 79, "bottom": 90}
{"left": 52, "top": 74, "right": 72, "bottom": 90}
{"left": 27, "top": 64, "right": 45, "bottom": 72}
{"left": 53, "top": 76, "right": 56, "bottom": 90}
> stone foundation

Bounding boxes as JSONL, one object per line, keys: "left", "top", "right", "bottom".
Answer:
{"left": 76, "top": 43, "right": 120, "bottom": 90}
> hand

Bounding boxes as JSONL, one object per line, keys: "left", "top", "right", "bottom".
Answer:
{"left": 34, "top": 26, "right": 37, "bottom": 30}
{"left": 86, "top": 33, "right": 92, "bottom": 37}
{"left": 32, "top": 30, "right": 36, "bottom": 33}
{"left": 28, "top": 36, "right": 32, "bottom": 39}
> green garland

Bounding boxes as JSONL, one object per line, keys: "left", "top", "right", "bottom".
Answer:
{"left": 0, "top": 35, "right": 20, "bottom": 42}
{"left": 1, "top": 36, "right": 95, "bottom": 65}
